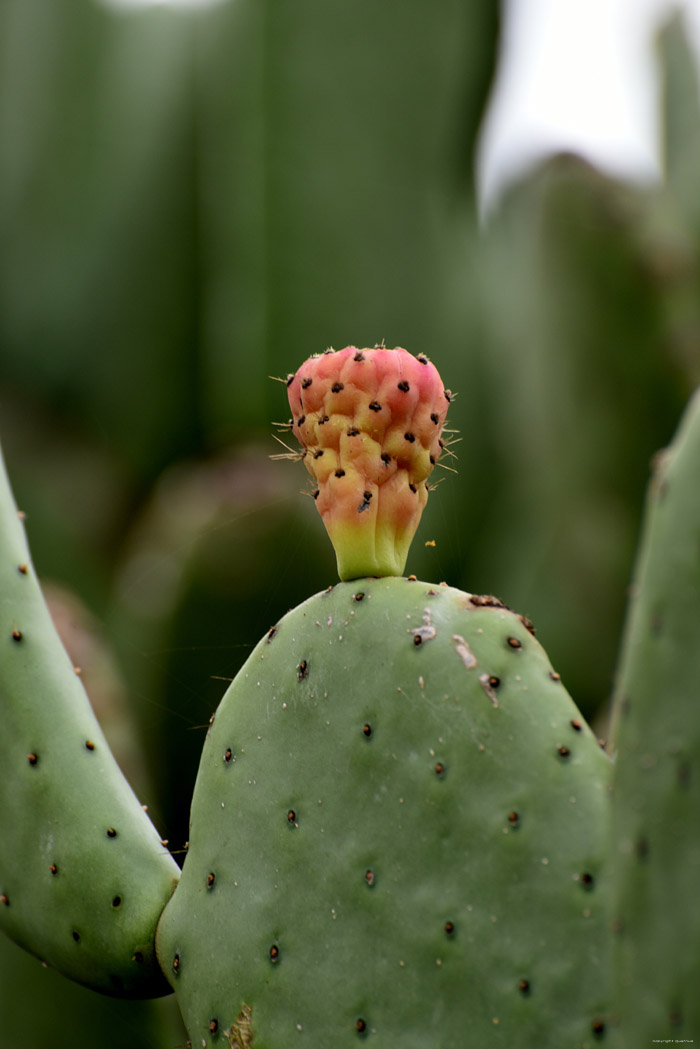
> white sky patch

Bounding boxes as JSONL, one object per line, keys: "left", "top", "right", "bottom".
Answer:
{"left": 477, "top": 0, "right": 699, "bottom": 216}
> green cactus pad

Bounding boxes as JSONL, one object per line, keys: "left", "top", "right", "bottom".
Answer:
{"left": 0, "top": 448, "right": 180, "bottom": 997}
{"left": 157, "top": 577, "right": 614, "bottom": 1046}
{"left": 609, "top": 387, "right": 700, "bottom": 1042}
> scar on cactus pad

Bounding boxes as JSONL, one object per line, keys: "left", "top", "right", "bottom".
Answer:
{"left": 284, "top": 345, "right": 452, "bottom": 579}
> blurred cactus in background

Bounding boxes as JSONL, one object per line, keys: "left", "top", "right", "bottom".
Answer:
{"left": 1, "top": 0, "right": 699, "bottom": 1044}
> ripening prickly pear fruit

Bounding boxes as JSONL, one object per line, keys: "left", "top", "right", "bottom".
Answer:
{"left": 156, "top": 578, "right": 614, "bottom": 1047}
{"left": 286, "top": 346, "right": 450, "bottom": 579}
{"left": 609, "top": 386, "right": 700, "bottom": 1043}
{"left": 0, "top": 446, "right": 180, "bottom": 997}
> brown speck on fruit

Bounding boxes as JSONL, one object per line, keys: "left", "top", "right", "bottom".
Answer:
{"left": 313, "top": 449, "right": 324, "bottom": 459}
{"left": 404, "top": 432, "right": 416, "bottom": 443}
{"left": 28, "top": 753, "right": 38, "bottom": 766}
{"left": 364, "top": 869, "right": 375, "bottom": 887}
{"left": 313, "top": 489, "right": 320, "bottom": 500}
{"left": 354, "top": 351, "right": 365, "bottom": 362}
{"left": 297, "top": 660, "right": 309, "bottom": 681}
{"left": 369, "top": 401, "right": 382, "bottom": 412}
{"left": 301, "top": 377, "right": 313, "bottom": 389}
{"left": 397, "top": 380, "right": 410, "bottom": 392}
{"left": 444, "top": 389, "right": 452, "bottom": 402}
{"left": 430, "top": 412, "right": 439, "bottom": 425}
{"left": 348, "top": 427, "right": 360, "bottom": 436}
{"left": 417, "top": 354, "right": 429, "bottom": 364}
{"left": 335, "top": 469, "right": 346, "bottom": 478}
{"left": 381, "top": 452, "right": 391, "bottom": 464}
{"left": 286, "top": 374, "right": 295, "bottom": 387}
{"left": 207, "top": 872, "right": 216, "bottom": 888}
{"left": 331, "top": 382, "right": 344, "bottom": 393}
{"left": 570, "top": 719, "right": 582, "bottom": 732}
{"left": 479, "top": 674, "right": 500, "bottom": 707}
{"left": 558, "top": 745, "right": 571, "bottom": 759}
{"left": 318, "top": 415, "right": 329, "bottom": 425}
{"left": 269, "top": 944, "right": 280, "bottom": 962}
{"left": 358, "top": 492, "right": 372, "bottom": 513}
{"left": 296, "top": 414, "right": 306, "bottom": 426}
{"left": 507, "top": 636, "right": 522, "bottom": 650}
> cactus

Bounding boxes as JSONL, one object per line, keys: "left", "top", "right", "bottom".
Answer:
{"left": 0, "top": 448, "right": 180, "bottom": 997}
{"left": 609, "top": 386, "right": 700, "bottom": 1042}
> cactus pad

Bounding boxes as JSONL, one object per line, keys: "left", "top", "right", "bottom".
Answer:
{"left": 286, "top": 346, "right": 450, "bottom": 579}
{"left": 157, "top": 578, "right": 613, "bottom": 1046}
{"left": 0, "top": 448, "right": 180, "bottom": 997}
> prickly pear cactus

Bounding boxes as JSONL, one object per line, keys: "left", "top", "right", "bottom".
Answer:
{"left": 156, "top": 347, "right": 615, "bottom": 1046}
{"left": 156, "top": 578, "right": 613, "bottom": 1046}
{"left": 0, "top": 447, "right": 180, "bottom": 997}
{"left": 609, "top": 386, "right": 700, "bottom": 1042}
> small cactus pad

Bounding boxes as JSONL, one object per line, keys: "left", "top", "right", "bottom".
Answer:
{"left": 157, "top": 578, "right": 613, "bottom": 1046}
{"left": 610, "top": 387, "right": 700, "bottom": 1042}
{"left": 286, "top": 346, "right": 450, "bottom": 579}
{"left": 0, "top": 447, "right": 180, "bottom": 997}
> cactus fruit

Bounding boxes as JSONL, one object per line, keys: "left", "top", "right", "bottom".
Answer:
{"left": 609, "top": 387, "right": 700, "bottom": 1042}
{"left": 0, "top": 447, "right": 180, "bottom": 997}
{"left": 285, "top": 346, "right": 451, "bottom": 580}
{"left": 156, "top": 577, "right": 614, "bottom": 1046}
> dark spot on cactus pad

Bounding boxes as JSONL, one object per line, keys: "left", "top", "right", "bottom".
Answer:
{"left": 557, "top": 745, "right": 571, "bottom": 759}
{"left": 364, "top": 869, "right": 375, "bottom": 887}
{"left": 287, "top": 809, "right": 297, "bottom": 826}
{"left": 355, "top": 1018, "right": 368, "bottom": 1036}
{"left": 430, "top": 412, "right": 439, "bottom": 425}
{"left": 297, "top": 660, "right": 309, "bottom": 681}
{"left": 354, "top": 351, "right": 365, "bottom": 362}
{"left": 479, "top": 674, "right": 500, "bottom": 707}
{"left": 397, "top": 380, "right": 410, "bottom": 392}
{"left": 519, "top": 979, "right": 531, "bottom": 996}
{"left": 106, "top": 827, "right": 117, "bottom": 838}
{"left": 519, "top": 615, "right": 536, "bottom": 635}
{"left": 84, "top": 740, "right": 96, "bottom": 752}
{"left": 335, "top": 469, "right": 346, "bottom": 478}
{"left": 369, "top": 402, "right": 382, "bottom": 412}
{"left": 353, "top": 591, "right": 365, "bottom": 601}
{"left": 27, "top": 753, "right": 38, "bottom": 766}
{"left": 269, "top": 944, "right": 280, "bottom": 962}
{"left": 669, "top": 1008, "right": 683, "bottom": 1028}
{"left": 508, "top": 811, "right": 520, "bottom": 827}
{"left": 301, "top": 377, "right": 313, "bottom": 389}
{"left": 635, "top": 837, "right": 650, "bottom": 861}
{"left": 444, "top": 921, "right": 455, "bottom": 936}
{"left": 11, "top": 628, "right": 22, "bottom": 642}
{"left": 132, "top": 951, "right": 144, "bottom": 963}
{"left": 18, "top": 563, "right": 28, "bottom": 574}
{"left": 434, "top": 762, "right": 446, "bottom": 778}
{"left": 363, "top": 723, "right": 372, "bottom": 737}
{"left": 550, "top": 671, "right": 561, "bottom": 682}
{"left": 49, "top": 864, "right": 58, "bottom": 875}
{"left": 592, "top": 1018, "right": 605, "bottom": 1036}
{"left": 506, "top": 636, "right": 522, "bottom": 650}
{"left": 404, "top": 432, "right": 416, "bottom": 443}
{"left": 72, "top": 931, "right": 80, "bottom": 943}
{"left": 331, "top": 382, "right": 344, "bottom": 393}
{"left": 0, "top": 894, "right": 9, "bottom": 906}
{"left": 471, "top": 594, "right": 508, "bottom": 609}
{"left": 581, "top": 872, "right": 594, "bottom": 889}
{"left": 570, "top": 719, "right": 582, "bottom": 732}
{"left": 266, "top": 626, "right": 278, "bottom": 642}
{"left": 207, "top": 872, "right": 216, "bottom": 888}
{"left": 112, "top": 896, "right": 122, "bottom": 908}
{"left": 348, "top": 427, "right": 360, "bottom": 436}
{"left": 209, "top": 1019, "right": 219, "bottom": 1034}
{"left": 358, "top": 492, "right": 372, "bottom": 513}
{"left": 313, "top": 449, "right": 324, "bottom": 459}
{"left": 172, "top": 953, "right": 181, "bottom": 974}
{"left": 224, "top": 747, "right": 233, "bottom": 763}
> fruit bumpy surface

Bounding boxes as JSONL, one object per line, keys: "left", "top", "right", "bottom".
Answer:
{"left": 0, "top": 447, "right": 180, "bottom": 997}
{"left": 157, "top": 578, "right": 614, "bottom": 1047}
{"left": 609, "top": 386, "right": 700, "bottom": 1043}
{"left": 286, "top": 346, "right": 449, "bottom": 580}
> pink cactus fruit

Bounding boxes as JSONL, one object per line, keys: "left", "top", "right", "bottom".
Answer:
{"left": 286, "top": 345, "right": 450, "bottom": 579}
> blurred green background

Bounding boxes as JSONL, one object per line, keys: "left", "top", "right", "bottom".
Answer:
{"left": 0, "top": 1, "right": 698, "bottom": 1045}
